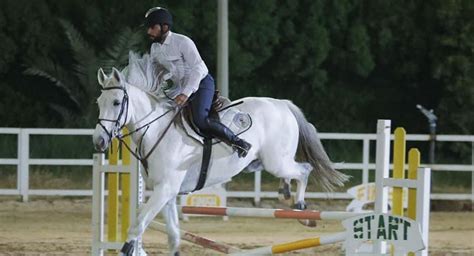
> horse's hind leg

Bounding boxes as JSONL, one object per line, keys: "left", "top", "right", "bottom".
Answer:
{"left": 292, "top": 162, "right": 312, "bottom": 207}
{"left": 293, "top": 162, "right": 317, "bottom": 227}
{"left": 262, "top": 158, "right": 312, "bottom": 205}
{"left": 263, "top": 158, "right": 316, "bottom": 227}
{"left": 278, "top": 178, "right": 291, "bottom": 201}
{"left": 162, "top": 197, "right": 181, "bottom": 256}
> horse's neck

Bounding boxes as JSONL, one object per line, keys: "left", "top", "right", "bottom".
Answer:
{"left": 125, "top": 85, "right": 172, "bottom": 142}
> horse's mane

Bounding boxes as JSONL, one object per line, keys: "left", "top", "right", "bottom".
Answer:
{"left": 125, "top": 51, "right": 161, "bottom": 95}
{"left": 124, "top": 51, "right": 174, "bottom": 108}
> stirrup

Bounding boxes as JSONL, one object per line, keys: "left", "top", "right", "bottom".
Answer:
{"left": 232, "top": 144, "right": 250, "bottom": 158}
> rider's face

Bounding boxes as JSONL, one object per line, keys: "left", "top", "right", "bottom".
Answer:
{"left": 147, "top": 24, "right": 162, "bottom": 41}
{"left": 147, "top": 24, "right": 169, "bottom": 42}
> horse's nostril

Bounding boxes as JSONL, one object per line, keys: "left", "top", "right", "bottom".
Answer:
{"left": 94, "top": 137, "right": 106, "bottom": 152}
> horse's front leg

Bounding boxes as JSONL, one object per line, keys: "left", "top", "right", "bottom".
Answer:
{"left": 162, "top": 197, "right": 181, "bottom": 256}
{"left": 120, "top": 182, "right": 177, "bottom": 256}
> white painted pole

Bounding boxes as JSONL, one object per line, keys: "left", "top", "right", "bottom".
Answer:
{"left": 129, "top": 152, "right": 143, "bottom": 255}
{"left": 416, "top": 167, "right": 431, "bottom": 256}
{"left": 16, "top": 130, "right": 22, "bottom": 197}
{"left": 374, "top": 119, "right": 391, "bottom": 254}
{"left": 19, "top": 130, "right": 29, "bottom": 202}
{"left": 92, "top": 153, "right": 105, "bottom": 256}
{"left": 254, "top": 171, "right": 261, "bottom": 206}
{"left": 362, "top": 138, "right": 370, "bottom": 185}
{"left": 217, "top": 0, "right": 229, "bottom": 98}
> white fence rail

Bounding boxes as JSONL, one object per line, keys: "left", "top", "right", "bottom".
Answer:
{"left": 0, "top": 128, "right": 472, "bottom": 202}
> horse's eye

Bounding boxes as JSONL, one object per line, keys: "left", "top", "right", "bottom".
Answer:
{"left": 113, "top": 100, "right": 121, "bottom": 106}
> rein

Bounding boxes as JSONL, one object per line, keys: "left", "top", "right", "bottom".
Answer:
{"left": 119, "top": 106, "right": 183, "bottom": 163}
{"left": 97, "top": 86, "right": 184, "bottom": 166}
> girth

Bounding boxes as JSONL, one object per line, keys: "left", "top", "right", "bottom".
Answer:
{"left": 182, "top": 90, "right": 227, "bottom": 192}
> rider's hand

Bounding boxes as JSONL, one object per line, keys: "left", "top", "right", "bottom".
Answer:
{"left": 174, "top": 94, "right": 188, "bottom": 106}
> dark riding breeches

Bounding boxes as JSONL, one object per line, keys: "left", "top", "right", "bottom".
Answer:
{"left": 190, "top": 74, "right": 215, "bottom": 132}
{"left": 189, "top": 74, "right": 251, "bottom": 157}
{"left": 190, "top": 74, "right": 238, "bottom": 142}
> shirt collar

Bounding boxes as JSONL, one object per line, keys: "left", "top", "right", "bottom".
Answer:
{"left": 162, "top": 31, "right": 172, "bottom": 45}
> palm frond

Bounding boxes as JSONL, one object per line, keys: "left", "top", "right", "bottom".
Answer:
{"left": 24, "top": 58, "right": 82, "bottom": 109}
{"left": 59, "top": 19, "right": 99, "bottom": 95}
{"left": 99, "top": 27, "right": 144, "bottom": 73}
{"left": 48, "top": 103, "right": 77, "bottom": 125}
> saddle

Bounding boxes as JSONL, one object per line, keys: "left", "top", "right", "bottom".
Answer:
{"left": 181, "top": 90, "right": 231, "bottom": 138}
{"left": 178, "top": 90, "right": 251, "bottom": 193}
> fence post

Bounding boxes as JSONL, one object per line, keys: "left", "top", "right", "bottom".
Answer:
{"left": 18, "top": 129, "right": 29, "bottom": 202}
{"left": 471, "top": 141, "right": 474, "bottom": 203}
{"left": 254, "top": 171, "right": 261, "bottom": 206}
{"left": 92, "top": 153, "right": 105, "bottom": 256}
{"left": 416, "top": 167, "right": 431, "bottom": 256}
{"left": 374, "top": 119, "right": 391, "bottom": 254}
{"left": 362, "top": 138, "right": 370, "bottom": 185}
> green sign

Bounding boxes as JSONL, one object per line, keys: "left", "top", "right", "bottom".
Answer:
{"left": 342, "top": 213, "right": 425, "bottom": 254}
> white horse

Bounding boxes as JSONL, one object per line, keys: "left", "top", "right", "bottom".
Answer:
{"left": 92, "top": 54, "right": 348, "bottom": 256}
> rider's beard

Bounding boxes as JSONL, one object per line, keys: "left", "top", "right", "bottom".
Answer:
{"left": 149, "top": 28, "right": 168, "bottom": 44}
{"left": 156, "top": 30, "right": 169, "bottom": 44}
{"left": 150, "top": 33, "right": 164, "bottom": 43}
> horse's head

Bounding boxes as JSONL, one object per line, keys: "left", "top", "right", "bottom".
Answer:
{"left": 92, "top": 67, "right": 129, "bottom": 152}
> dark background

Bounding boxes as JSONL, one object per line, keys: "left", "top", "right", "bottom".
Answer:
{"left": 1, "top": 0, "right": 472, "bottom": 132}
{"left": 0, "top": 0, "right": 472, "bottom": 174}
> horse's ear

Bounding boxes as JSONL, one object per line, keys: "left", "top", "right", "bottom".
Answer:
{"left": 112, "top": 67, "right": 125, "bottom": 86}
{"left": 97, "top": 68, "right": 106, "bottom": 87}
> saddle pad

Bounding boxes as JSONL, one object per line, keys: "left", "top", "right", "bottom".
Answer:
{"left": 182, "top": 107, "right": 252, "bottom": 144}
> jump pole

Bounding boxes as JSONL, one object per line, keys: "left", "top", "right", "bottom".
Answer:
{"left": 150, "top": 221, "right": 240, "bottom": 254}
{"left": 230, "top": 232, "right": 346, "bottom": 256}
{"left": 92, "top": 130, "right": 143, "bottom": 255}
{"left": 178, "top": 206, "right": 361, "bottom": 221}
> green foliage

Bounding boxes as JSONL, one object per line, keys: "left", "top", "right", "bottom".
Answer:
{"left": 22, "top": 14, "right": 143, "bottom": 127}
{"left": 0, "top": 0, "right": 471, "bottom": 190}
{"left": 0, "top": 0, "right": 472, "bottom": 135}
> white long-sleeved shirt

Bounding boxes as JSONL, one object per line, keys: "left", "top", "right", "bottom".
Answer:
{"left": 150, "top": 31, "right": 209, "bottom": 98}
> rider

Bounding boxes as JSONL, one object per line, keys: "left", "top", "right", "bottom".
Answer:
{"left": 144, "top": 7, "right": 252, "bottom": 158}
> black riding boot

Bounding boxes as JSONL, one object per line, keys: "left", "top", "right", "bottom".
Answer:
{"left": 205, "top": 118, "right": 252, "bottom": 158}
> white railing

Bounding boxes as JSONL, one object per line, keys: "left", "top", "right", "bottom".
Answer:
{"left": 0, "top": 128, "right": 473, "bottom": 202}
{"left": 0, "top": 128, "right": 94, "bottom": 201}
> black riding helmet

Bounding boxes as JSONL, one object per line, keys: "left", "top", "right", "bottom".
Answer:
{"left": 145, "top": 7, "right": 173, "bottom": 28}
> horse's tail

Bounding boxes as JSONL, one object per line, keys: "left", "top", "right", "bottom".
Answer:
{"left": 285, "top": 101, "right": 350, "bottom": 192}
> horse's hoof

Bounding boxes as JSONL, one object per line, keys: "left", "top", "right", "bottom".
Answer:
{"left": 293, "top": 201, "right": 317, "bottom": 228}
{"left": 293, "top": 201, "right": 307, "bottom": 210}
{"left": 174, "top": 252, "right": 180, "bottom": 256}
{"left": 278, "top": 182, "right": 291, "bottom": 202}
{"left": 298, "top": 219, "right": 317, "bottom": 227}
{"left": 120, "top": 240, "right": 135, "bottom": 256}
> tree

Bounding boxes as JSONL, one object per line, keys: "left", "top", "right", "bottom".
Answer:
{"left": 24, "top": 19, "right": 143, "bottom": 127}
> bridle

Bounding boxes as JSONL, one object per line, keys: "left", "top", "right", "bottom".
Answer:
{"left": 97, "top": 86, "right": 130, "bottom": 141}
{"left": 96, "top": 85, "right": 183, "bottom": 165}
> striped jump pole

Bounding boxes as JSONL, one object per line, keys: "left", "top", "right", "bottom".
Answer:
{"left": 179, "top": 206, "right": 362, "bottom": 221}
{"left": 230, "top": 232, "right": 346, "bottom": 255}
{"left": 149, "top": 221, "right": 240, "bottom": 254}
